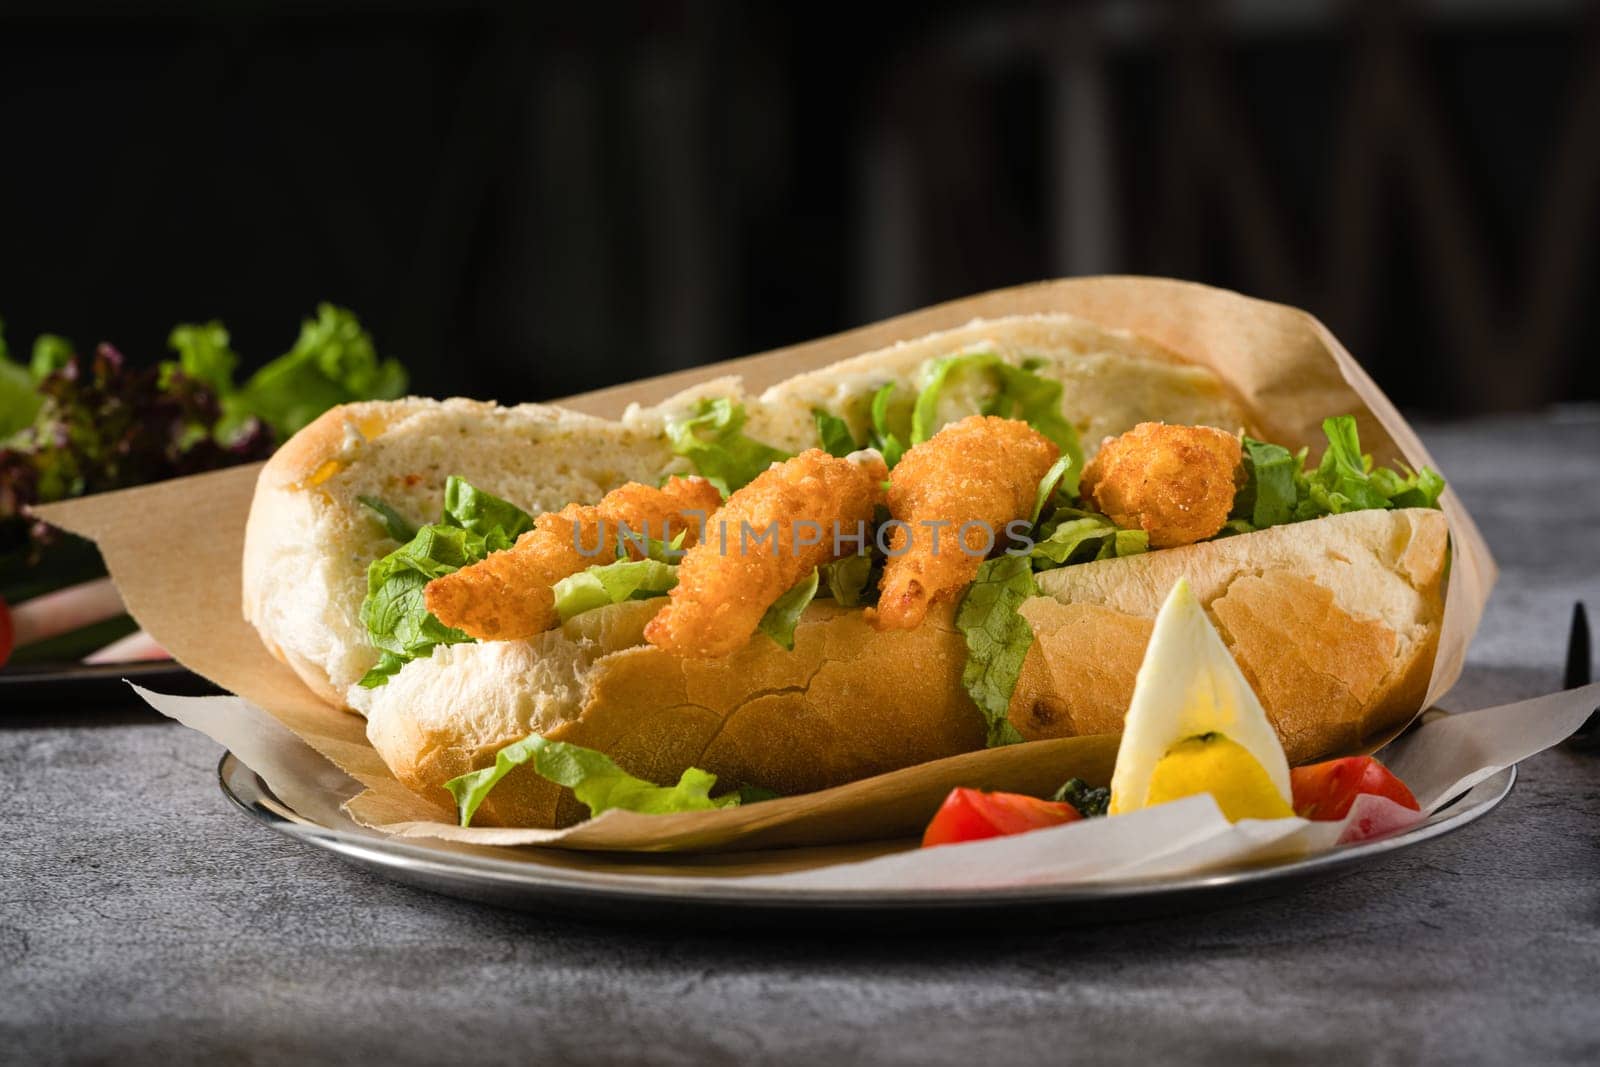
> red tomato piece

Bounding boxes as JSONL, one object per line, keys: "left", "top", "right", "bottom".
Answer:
{"left": 1290, "top": 756, "right": 1420, "bottom": 822}
{"left": 921, "top": 787, "right": 1083, "bottom": 848}
{"left": 0, "top": 596, "right": 13, "bottom": 668}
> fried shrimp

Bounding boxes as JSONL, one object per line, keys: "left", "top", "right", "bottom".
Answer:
{"left": 644, "top": 449, "right": 888, "bottom": 659}
{"left": 873, "top": 415, "right": 1059, "bottom": 631}
{"left": 1080, "top": 422, "right": 1242, "bottom": 548}
{"left": 424, "top": 475, "right": 721, "bottom": 642}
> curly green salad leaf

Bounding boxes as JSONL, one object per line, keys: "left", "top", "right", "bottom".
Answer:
{"left": 164, "top": 304, "right": 408, "bottom": 443}
{"left": 444, "top": 734, "right": 739, "bottom": 827}
{"left": 230, "top": 304, "right": 408, "bottom": 439}
{"left": 1298, "top": 416, "right": 1445, "bottom": 516}
{"left": 358, "top": 477, "right": 533, "bottom": 687}
{"left": 666, "top": 397, "right": 791, "bottom": 495}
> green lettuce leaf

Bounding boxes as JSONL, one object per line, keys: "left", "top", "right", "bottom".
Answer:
{"left": 1029, "top": 508, "right": 1149, "bottom": 569}
{"left": 358, "top": 477, "right": 532, "bottom": 687}
{"left": 1294, "top": 416, "right": 1446, "bottom": 520}
{"left": 29, "top": 335, "right": 75, "bottom": 381}
{"left": 820, "top": 552, "right": 875, "bottom": 607}
{"left": 443, "top": 734, "right": 738, "bottom": 826}
{"left": 1030, "top": 454, "right": 1075, "bottom": 524}
{"left": 813, "top": 409, "right": 859, "bottom": 458}
{"left": 910, "top": 352, "right": 1082, "bottom": 494}
{"left": 1232, "top": 437, "right": 1298, "bottom": 528}
{"left": 868, "top": 383, "right": 908, "bottom": 468}
{"left": 358, "top": 523, "right": 483, "bottom": 686}
{"left": 758, "top": 568, "right": 820, "bottom": 650}
{"left": 0, "top": 317, "right": 39, "bottom": 439}
{"left": 955, "top": 554, "right": 1037, "bottom": 747}
{"left": 230, "top": 303, "right": 408, "bottom": 439}
{"left": 666, "top": 397, "right": 791, "bottom": 495}
{"left": 1385, "top": 466, "right": 1446, "bottom": 509}
{"left": 165, "top": 321, "right": 239, "bottom": 396}
{"left": 553, "top": 558, "right": 679, "bottom": 622}
{"left": 1301, "top": 415, "right": 1391, "bottom": 515}
{"left": 357, "top": 495, "right": 420, "bottom": 543}
{"left": 442, "top": 475, "right": 534, "bottom": 546}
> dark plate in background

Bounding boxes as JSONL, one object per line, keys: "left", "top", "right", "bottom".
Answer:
{"left": 0, "top": 659, "right": 217, "bottom": 710}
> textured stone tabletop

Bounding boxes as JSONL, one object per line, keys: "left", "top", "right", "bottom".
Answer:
{"left": 4, "top": 412, "right": 1598, "bottom": 1066}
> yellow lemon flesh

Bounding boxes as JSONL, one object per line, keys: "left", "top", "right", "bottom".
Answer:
{"left": 1145, "top": 734, "right": 1295, "bottom": 822}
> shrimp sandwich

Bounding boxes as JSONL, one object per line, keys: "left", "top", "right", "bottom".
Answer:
{"left": 243, "top": 314, "right": 1450, "bottom": 828}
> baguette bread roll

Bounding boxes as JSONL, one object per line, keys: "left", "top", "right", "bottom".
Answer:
{"left": 241, "top": 312, "right": 1448, "bottom": 828}
{"left": 1011, "top": 507, "right": 1448, "bottom": 764}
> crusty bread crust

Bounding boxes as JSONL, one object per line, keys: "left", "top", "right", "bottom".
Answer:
{"left": 1013, "top": 508, "right": 1448, "bottom": 764}
{"left": 241, "top": 313, "right": 1451, "bottom": 828}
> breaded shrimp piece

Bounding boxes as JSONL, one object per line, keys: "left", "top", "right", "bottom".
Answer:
{"left": 425, "top": 476, "right": 720, "bottom": 642}
{"left": 1080, "top": 422, "right": 1241, "bottom": 548}
{"left": 644, "top": 449, "right": 888, "bottom": 659}
{"left": 873, "top": 415, "right": 1059, "bottom": 631}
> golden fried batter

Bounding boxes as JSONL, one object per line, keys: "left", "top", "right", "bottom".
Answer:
{"left": 425, "top": 476, "right": 721, "bottom": 642}
{"left": 644, "top": 449, "right": 888, "bottom": 659}
{"left": 1080, "top": 422, "right": 1241, "bottom": 548}
{"left": 873, "top": 415, "right": 1059, "bottom": 631}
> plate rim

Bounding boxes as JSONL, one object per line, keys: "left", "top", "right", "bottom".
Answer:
{"left": 216, "top": 750, "right": 1517, "bottom": 911}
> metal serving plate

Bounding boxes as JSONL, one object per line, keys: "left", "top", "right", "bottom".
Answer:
{"left": 218, "top": 751, "right": 1516, "bottom": 925}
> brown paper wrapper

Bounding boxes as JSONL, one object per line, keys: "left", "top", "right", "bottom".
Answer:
{"left": 35, "top": 277, "right": 1497, "bottom": 852}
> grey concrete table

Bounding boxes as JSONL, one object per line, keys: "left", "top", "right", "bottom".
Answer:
{"left": 4, "top": 412, "right": 1599, "bottom": 1066}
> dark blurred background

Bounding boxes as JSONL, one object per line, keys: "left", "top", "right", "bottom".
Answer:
{"left": 2, "top": 0, "right": 1596, "bottom": 414}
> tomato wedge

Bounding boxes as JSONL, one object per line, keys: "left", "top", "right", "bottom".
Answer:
{"left": 1290, "top": 756, "right": 1419, "bottom": 821}
{"left": 921, "top": 787, "right": 1083, "bottom": 848}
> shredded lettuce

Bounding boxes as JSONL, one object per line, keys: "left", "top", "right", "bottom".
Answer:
{"left": 358, "top": 478, "right": 533, "bottom": 687}
{"left": 357, "top": 496, "right": 419, "bottom": 543}
{"left": 1232, "top": 437, "right": 1298, "bottom": 528}
{"left": 910, "top": 352, "right": 1083, "bottom": 494}
{"left": 553, "top": 558, "right": 679, "bottom": 623}
{"left": 868, "top": 383, "right": 908, "bottom": 468}
{"left": 758, "top": 568, "right": 820, "bottom": 650}
{"left": 1030, "top": 454, "right": 1075, "bottom": 524}
{"left": 443, "top": 475, "right": 535, "bottom": 546}
{"left": 1031, "top": 508, "right": 1149, "bottom": 568}
{"left": 813, "top": 409, "right": 858, "bottom": 458}
{"left": 955, "top": 554, "right": 1036, "bottom": 747}
{"left": 820, "top": 552, "right": 875, "bottom": 607}
{"left": 444, "top": 734, "right": 739, "bottom": 827}
{"left": 1299, "top": 416, "right": 1446, "bottom": 515}
{"left": 666, "top": 397, "right": 791, "bottom": 495}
